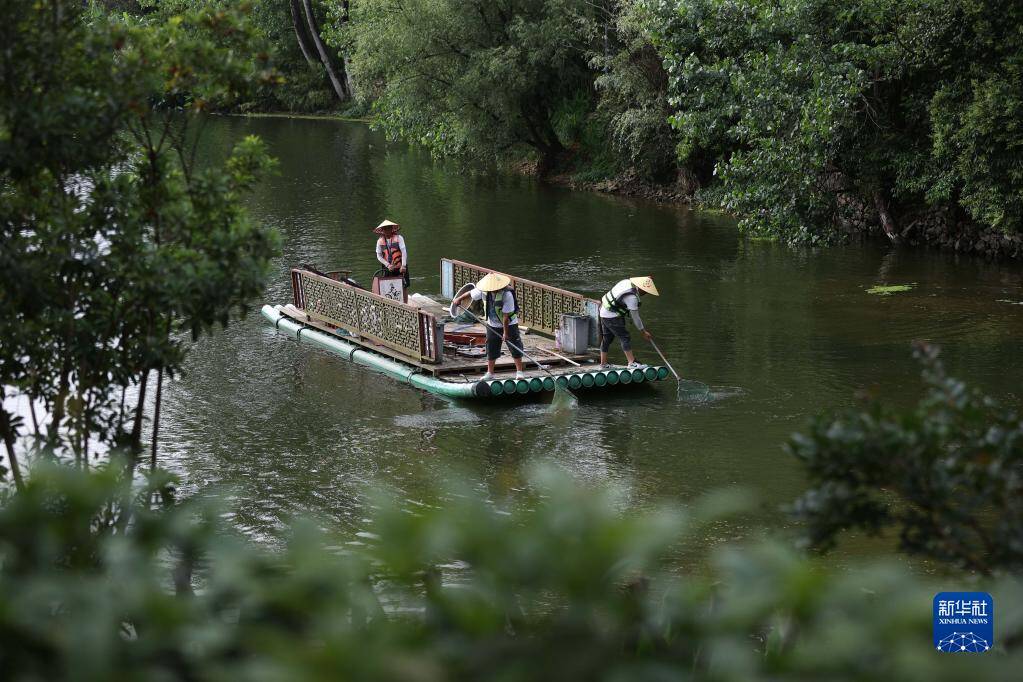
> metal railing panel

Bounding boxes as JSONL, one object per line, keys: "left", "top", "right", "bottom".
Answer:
{"left": 440, "top": 258, "right": 599, "bottom": 344}
{"left": 292, "top": 269, "right": 440, "bottom": 363}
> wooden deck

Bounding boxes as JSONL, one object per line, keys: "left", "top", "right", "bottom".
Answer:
{"left": 278, "top": 304, "right": 598, "bottom": 378}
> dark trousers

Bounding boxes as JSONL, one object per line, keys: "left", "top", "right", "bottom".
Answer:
{"left": 600, "top": 316, "right": 632, "bottom": 352}
{"left": 485, "top": 323, "right": 523, "bottom": 361}
{"left": 383, "top": 266, "right": 410, "bottom": 287}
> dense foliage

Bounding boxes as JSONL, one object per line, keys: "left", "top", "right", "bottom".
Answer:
{"left": 2, "top": 463, "right": 1020, "bottom": 680}
{"left": 0, "top": 1, "right": 279, "bottom": 482}
{"left": 345, "top": 0, "right": 601, "bottom": 170}
{"left": 592, "top": 5, "right": 679, "bottom": 184}
{"left": 638, "top": 0, "right": 1023, "bottom": 244}
{"left": 80, "top": 1, "right": 1023, "bottom": 248}
{"left": 790, "top": 343, "right": 1023, "bottom": 575}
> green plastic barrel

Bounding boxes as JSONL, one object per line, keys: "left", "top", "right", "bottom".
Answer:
{"left": 606, "top": 370, "right": 620, "bottom": 385}
{"left": 489, "top": 380, "right": 504, "bottom": 396}
{"left": 568, "top": 375, "right": 582, "bottom": 389}
{"left": 581, "top": 373, "right": 595, "bottom": 388}
{"left": 503, "top": 379, "right": 517, "bottom": 395}
{"left": 632, "top": 368, "right": 645, "bottom": 382}
{"left": 542, "top": 376, "right": 555, "bottom": 391}
{"left": 619, "top": 370, "right": 632, "bottom": 384}
{"left": 529, "top": 377, "right": 543, "bottom": 392}
{"left": 593, "top": 371, "right": 607, "bottom": 387}
{"left": 556, "top": 376, "right": 569, "bottom": 388}
{"left": 644, "top": 367, "right": 658, "bottom": 381}
{"left": 657, "top": 366, "right": 669, "bottom": 380}
{"left": 516, "top": 379, "right": 530, "bottom": 394}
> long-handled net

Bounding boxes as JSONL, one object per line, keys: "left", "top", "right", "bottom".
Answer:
{"left": 452, "top": 304, "right": 578, "bottom": 410}
{"left": 648, "top": 338, "right": 710, "bottom": 402}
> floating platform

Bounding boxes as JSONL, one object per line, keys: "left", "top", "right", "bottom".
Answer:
{"left": 262, "top": 259, "right": 671, "bottom": 399}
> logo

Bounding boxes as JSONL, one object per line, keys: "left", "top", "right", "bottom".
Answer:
{"left": 933, "top": 592, "right": 993, "bottom": 653}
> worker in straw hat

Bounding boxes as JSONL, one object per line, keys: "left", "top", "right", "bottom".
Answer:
{"left": 373, "top": 219, "right": 409, "bottom": 287}
{"left": 599, "top": 276, "right": 658, "bottom": 369}
{"left": 451, "top": 272, "right": 526, "bottom": 381}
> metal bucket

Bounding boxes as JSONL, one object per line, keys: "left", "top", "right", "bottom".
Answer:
{"left": 559, "top": 314, "right": 589, "bottom": 354}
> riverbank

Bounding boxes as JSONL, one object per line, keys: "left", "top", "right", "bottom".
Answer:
{"left": 539, "top": 160, "right": 1023, "bottom": 260}
{"left": 225, "top": 111, "right": 372, "bottom": 123}
{"left": 552, "top": 169, "right": 694, "bottom": 205}
{"left": 231, "top": 110, "right": 1021, "bottom": 259}
{"left": 549, "top": 161, "right": 1023, "bottom": 259}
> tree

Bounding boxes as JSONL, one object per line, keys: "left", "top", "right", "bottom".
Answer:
{"left": 348, "top": 0, "right": 600, "bottom": 172}
{"left": 0, "top": 1, "right": 280, "bottom": 480}
{"left": 789, "top": 343, "right": 1023, "bottom": 575}
{"left": 592, "top": 1, "right": 681, "bottom": 184}
{"left": 638, "top": 0, "right": 1023, "bottom": 244}
{"left": 927, "top": 0, "right": 1023, "bottom": 233}
{"left": 297, "top": 0, "right": 353, "bottom": 102}
{"left": 289, "top": 0, "right": 319, "bottom": 66}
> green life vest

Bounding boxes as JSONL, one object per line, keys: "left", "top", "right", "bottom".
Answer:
{"left": 485, "top": 288, "right": 518, "bottom": 326}
{"left": 602, "top": 279, "right": 639, "bottom": 318}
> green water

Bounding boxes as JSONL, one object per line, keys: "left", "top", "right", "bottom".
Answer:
{"left": 159, "top": 116, "right": 1023, "bottom": 561}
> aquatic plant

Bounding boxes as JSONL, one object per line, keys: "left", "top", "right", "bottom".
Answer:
{"left": 865, "top": 284, "right": 914, "bottom": 295}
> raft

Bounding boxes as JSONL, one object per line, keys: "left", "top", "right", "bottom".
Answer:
{"left": 262, "top": 259, "right": 671, "bottom": 399}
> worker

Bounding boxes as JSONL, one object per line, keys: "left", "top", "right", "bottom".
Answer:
{"left": 599, "top": 276, "right": 658, "bottom": 369}
{"left": 452, "top": 272, "right": 526, "bottom": 381}
{"left": 373, "top": 219, "right": 408, "bottom": 287}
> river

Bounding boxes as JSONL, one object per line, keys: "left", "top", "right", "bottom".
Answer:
{"left": 157, "top": 116, "right": 1023, "bottom": 564}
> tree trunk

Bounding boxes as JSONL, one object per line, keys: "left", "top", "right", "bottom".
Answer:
{"left": 342, "top": 54, "right": 356, "bottom": 100}
{"left": 118, "top": 385, "right": 126, "bottom": 432}
{"left": 301, "top": 0, "right": 350, "bottom": 102}
{"left": 521, "top": 100, "right": 564, "bottom": 177}
{"left": 289, "top": 0, "right": 318, "bottom": 66}
{"left": 677, "top": 166, "right": 700, "bottom": 198}
{"left": 0, "top": 389, "right": 25, "bottom": 491}
{"left": 28, "top": 397, "right": 39, "bottom": 438}
{"left": 874, "top": 190, "right": 899, "bottom": 243}
{"left": 536, "top": 135, "right": 565, "bottom": 178}
{"left": 151, "top": 367, "right": 163, "bottom": 470}
{"left": 131, "top": 368, "right": 150, "bottom": 452}
{"left": 340, "top": 1, "right": 356, "bottom": 96}
{"left": 48, "top": 367, "right": 69, "bottom": 445}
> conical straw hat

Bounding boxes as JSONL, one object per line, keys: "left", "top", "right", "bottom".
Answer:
{"left": 373, "top": 219, "right": 400, "bottom": 234}
{"left": 476, "top": 272, "right": 511, "bottom": 292}
{"left": 629, "top": 276, "right": 658, "bottom": 296}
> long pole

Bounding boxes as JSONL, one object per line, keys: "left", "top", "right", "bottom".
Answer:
{"left": 535, "top": 346, "right": 582, "bottom": 367}
{"left": 455, "top": 305, "right": 576, "bottom": 397}
{"left": 648, "top": 338, "right": 681, "bottom": 382}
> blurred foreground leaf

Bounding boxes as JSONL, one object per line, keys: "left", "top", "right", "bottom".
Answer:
{"left": 1, "top": 462, "right": 1021, "bottom": 680}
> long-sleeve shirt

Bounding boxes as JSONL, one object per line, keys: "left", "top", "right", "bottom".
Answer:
{"left": 375, "top": 235, "right": 407, "bottom": 269}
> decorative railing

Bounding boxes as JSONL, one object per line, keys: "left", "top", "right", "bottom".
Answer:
{"left": 291, "top": 269, "right": 440, "bottom": 363}
{"left": 440, "top": 258, "right": 600, "bottom": 345}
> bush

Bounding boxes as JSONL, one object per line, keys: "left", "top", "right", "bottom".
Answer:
{"left": 2, "top": 462, "right": 1022, "bottom": 680}
{"left": 790, "top": 342, "right": 1023, "bottom": 575}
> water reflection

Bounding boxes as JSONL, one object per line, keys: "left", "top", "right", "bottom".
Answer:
{"left": 157, "top": 116, "right": 1023, "bottom": 563}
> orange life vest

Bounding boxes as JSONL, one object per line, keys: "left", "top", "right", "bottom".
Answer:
{"left": 379, "top": 236, "right": 402, "bottom": 270}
